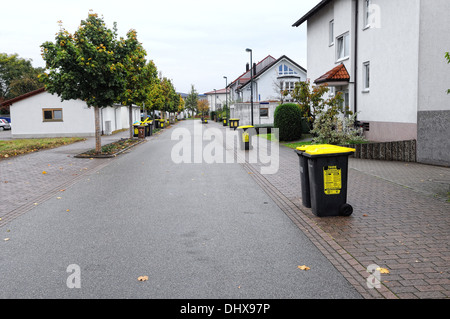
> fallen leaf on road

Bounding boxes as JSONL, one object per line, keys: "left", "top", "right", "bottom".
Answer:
{"left": 298, "top": 265, "right": 310, "bottom": 271}
{"left": 4, "top": 238, "right": 9, "bottom": 241}
{"left": 57, "top": 197, "right": 62, "bottom": 199}
{"left": 66, "top": 209, "right": 70, "bottom": 212}
{"left": 138, "top": 276, "right": 148, "bottom": 281}
{"left": 42, "top": 171, "right": 47, "bottom": 174}
{"left": 376, "top": 267, "right": 390, "bottom": 274}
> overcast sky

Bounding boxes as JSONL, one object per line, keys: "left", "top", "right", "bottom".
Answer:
{"left": 1, "top": 0, "right": 320, "bottom": 94}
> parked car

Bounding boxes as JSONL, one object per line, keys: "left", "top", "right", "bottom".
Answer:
{"left": 0, "top": 119, "right": 11, "bottom": 130}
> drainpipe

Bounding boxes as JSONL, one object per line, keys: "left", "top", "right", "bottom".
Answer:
{"left": 101, "top": 107, "right": 104, "bottom": 135}
{"left": 354, "top": 0, "right": 358, "bottom": 119}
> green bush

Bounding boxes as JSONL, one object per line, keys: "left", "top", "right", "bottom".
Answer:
{"left": 274, "top": 103, "right": 303, "bottom": 141}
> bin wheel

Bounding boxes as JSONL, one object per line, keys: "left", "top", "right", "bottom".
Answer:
{"left": 339, "top": 204, "right": 353, "bottom": 217}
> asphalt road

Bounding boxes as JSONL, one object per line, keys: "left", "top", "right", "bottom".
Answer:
{"left": 0, "top": 120, "right": 361, "bottom": 299}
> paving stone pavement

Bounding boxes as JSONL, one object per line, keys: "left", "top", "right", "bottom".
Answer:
{"left": 226, "top": 123, "right": 449, "bottom": 299}
{"left": 0, "top": 130, "right": 134, "bottom": 227}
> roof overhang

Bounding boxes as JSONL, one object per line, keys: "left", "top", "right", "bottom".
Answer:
{"left": 314, "top": 63, "right": 350, "bottom": 85}
{"left": 0, "top": 87, "right": 46, "bottom": 107}
{"left": 292, "top": 0, "right": 332, "bottom": 27}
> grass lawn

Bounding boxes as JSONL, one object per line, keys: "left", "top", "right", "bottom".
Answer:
{"left": 0, "top": 137, "right": 85, "bottom": 159}
{"left": 258, "top": 133, "right": 313, "bottom": 149}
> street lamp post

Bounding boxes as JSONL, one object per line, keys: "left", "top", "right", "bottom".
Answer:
{"left": 246, "top": 48, "right": 254, "bottom": 126}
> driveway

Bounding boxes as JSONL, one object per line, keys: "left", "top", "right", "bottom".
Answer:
{"left": 0, "top": 128, "right": 12, "bottom": 140}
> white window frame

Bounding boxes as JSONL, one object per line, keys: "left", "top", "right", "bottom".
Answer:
{"left": 336, "top": 32, "right": 350, "bottom": 62}
{"left": 329, "top": 20, "right": 334, "bottom": 46}
{"left": 278, "top": 64, "right": 298, "bottom": 76}
{"left": 363, "top": 61, "right": 370, "bottom": 92}
{"left": 364, "top": 0, "right": 372, "bottom": 29}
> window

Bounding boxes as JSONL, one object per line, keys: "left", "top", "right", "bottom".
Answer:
{"left": 43, "top": 108, "right": 63, "bottom": 122}
{"left": 336, "top": 33, "right": 350, "bottom": 61}
{"left": 364, "top": 0, "right": 371, "bottom": 28}
{"left": 329, "top": 20, "right": 334, "bottom": 46}
{"left": 260, "top": 108, "right": 269, "bottom": 117}
{"left": 329, "top": 86, "right": 335, "bottom": 97}
{"left": 278, "top": 64, "right": 298, "bottom": 76}
{"left": 338, "top": 90, "right": 350, "bottom": 115}
{"left": 284, "top": 81, "right": 296, "bottom": 93}
{"left": 363, "top": 62, "right": 370, "bottom": 91}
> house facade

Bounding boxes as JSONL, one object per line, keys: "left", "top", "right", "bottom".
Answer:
{"left": 1, "top": 88, "right": 140, "bottom": 138}
{"left": 204, "top": 88, "right": 229, "bottom": 113}
{"left": 293, "top": 0, "right": 450, "bottom": 166}
{"left": 227, "top": 55, "right": 307, "bottom": 125}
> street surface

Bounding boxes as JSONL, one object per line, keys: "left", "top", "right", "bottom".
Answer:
{"left": 0, "top": 120, "right": 361, "bottom": 299}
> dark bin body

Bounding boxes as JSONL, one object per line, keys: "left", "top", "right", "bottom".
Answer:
{"left": 138, "top": 126, "right": 146, "bottom": 139}
{"left": 145, "top": 121, "right": 153, "bottom": 136}
{"left": 133, "top": 122, "right": 140, "bottom": 137}
{"left": 296, "top": 145, "right": 355, "bottom": 217}
{"left": 295, "top": 150, "right": 311, "bottom": 208}
{"left": 229, "top": 119, "right": 240, "bottom": 130}
{"left": 305, "top": 153, "right": 353, "bottom": 217}
{"left": 223, "top": 118, "right": 228, "bottom": 126}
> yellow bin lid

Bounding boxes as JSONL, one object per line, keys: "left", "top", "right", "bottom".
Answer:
{"left": 237, "top": 125, "right": 254, "bottom": 129}
{"left": 297, "top": 144, "right": 355, "bottom": 156}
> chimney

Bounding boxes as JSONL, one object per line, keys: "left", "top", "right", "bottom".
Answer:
{"left": 246, "top": 63, "right": 249, "bottom": 72}
{"left": 253, "top": 63, "right": 257, "bottom": 76}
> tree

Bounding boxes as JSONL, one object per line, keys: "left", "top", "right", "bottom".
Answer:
{"left": 116, "top": 30, "right": 158, "bottom": 138}
{"left": 291, "top": 80, "right": 341, "bottom": 125}
{"left": 0, "top": 53, "right": 44, "bottom": 102}
{"left": 145, "top": 77, "right": 164, "bottom": 119}
{"left": 290, "top": 80, "right": 364, "bottom": 144}
{"left": 197, "top": 99, "right": 209, "bottom": 118}
{"left": 177, "top": 94, "right": 185, "bottom": 114}
{"left": 160, "top": 77, "right": 176, "bottom": 120}
{"left": 40, "top": 12, "right": 131, "bottom": 154}
{"left": 185, "top": 84, "right": 198, "bottom": 117}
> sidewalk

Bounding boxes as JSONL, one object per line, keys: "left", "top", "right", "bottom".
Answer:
{"left": 0, "top": 130, "right": 133, "bottom": 226}
{"left": 229, "top": 123, "right": 450, "bottom": 299}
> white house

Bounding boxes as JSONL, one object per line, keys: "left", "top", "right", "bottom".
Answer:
{"left": 204, "top": 88, "right": 229, "bottom": 112}
{"left": 293, "top": 0, "right": 450, "bottom": 166}
{"left": 1, "top": 87, "right": 140, "bottom": 138}
{"left": 227, "top": 55, "right": 307, "bottom": 125}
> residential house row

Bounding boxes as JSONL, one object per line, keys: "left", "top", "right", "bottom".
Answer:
{"left": 205, "top": 55, "right": 307, "bottom": 125}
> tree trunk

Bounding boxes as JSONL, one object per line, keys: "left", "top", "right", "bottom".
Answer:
{"left": 129, "top": 105, "right": 133, "bottom": 139}
{"left": 94, "top": 106, "right": 102, "bottom": 154}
